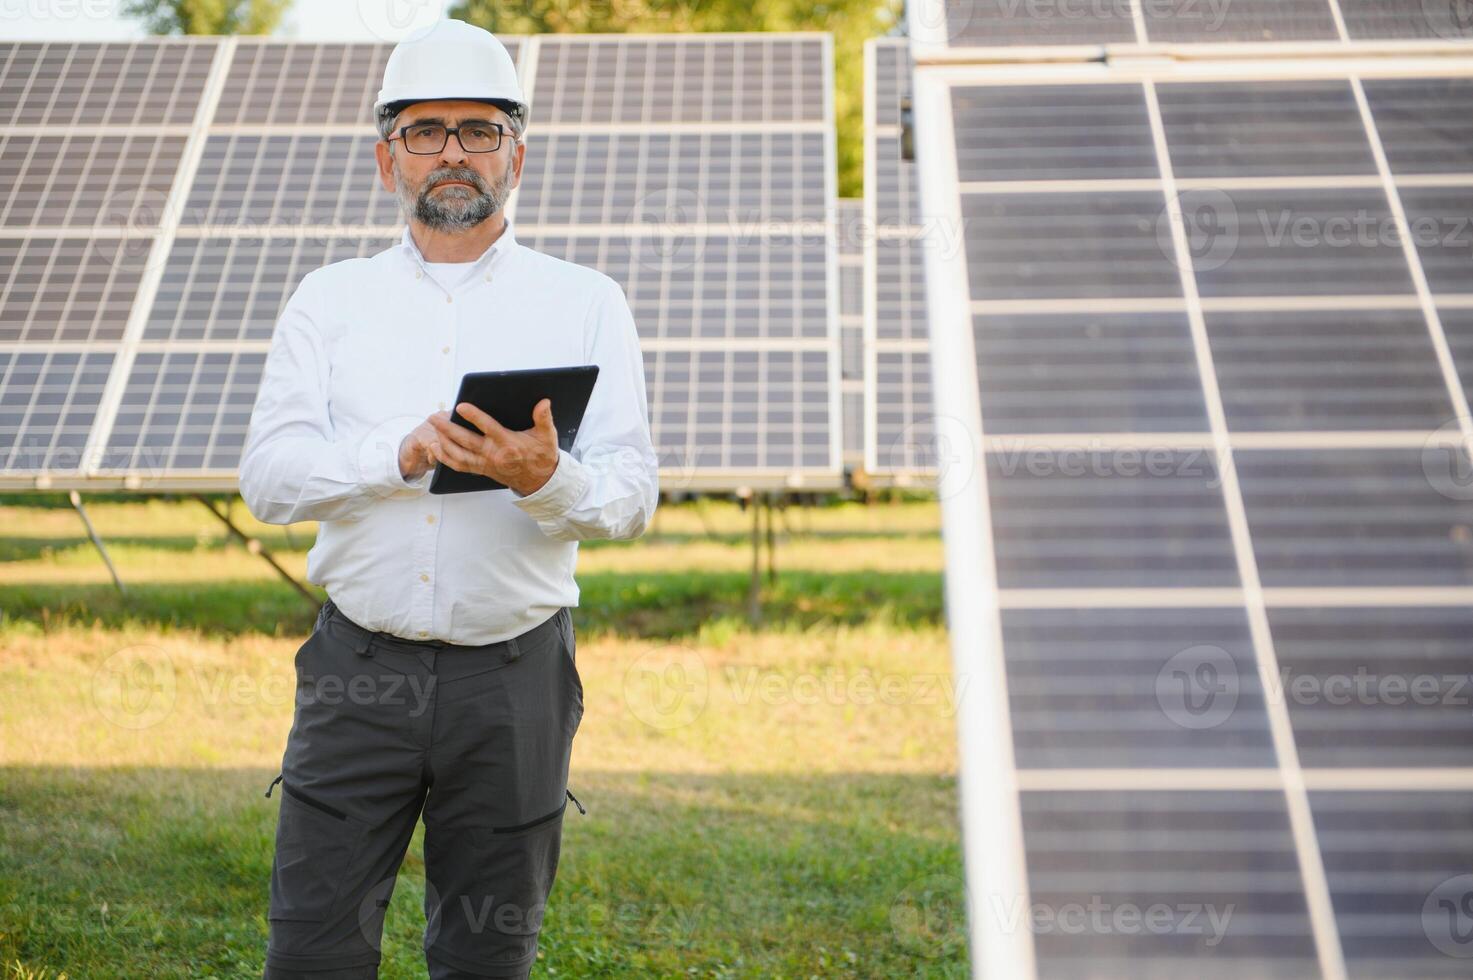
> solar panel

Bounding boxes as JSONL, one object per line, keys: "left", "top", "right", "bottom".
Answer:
{"left": 837, "top": 198, "right": 864, "bottom": 466}
{"left": 0, "top": 349, "right": 115, "bottom": 473}
{"left": 0, "top": 40, "right": 215, "bottom": 125}
{"left": 0, "top": 133, "right": 188, "bottom": 227}
{"left": 182, "top": 134, "right": 399, "bottom": 227}
{"left": 864, "top": 39, "right": 934, "bottom": 484}
{"left": 908, "top": 0, "right": 1473, "bottom": 969}
{"left": 928, "top": 0, "right": 1473, "bottom": 48}
{"left": 515, "top": 33, "right": 841, "bottom": 488}
{"left": 527, "top": 35, "right": 825, "bottom": 124}
{"left": 0, "top": 32, "right": 841, "bottom": 492}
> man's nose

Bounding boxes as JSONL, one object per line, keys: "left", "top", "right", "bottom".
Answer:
{"left": 439, "top": 134, "right": 470, "bottom": 166}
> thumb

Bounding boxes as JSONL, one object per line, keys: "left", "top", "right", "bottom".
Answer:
{"left": 533, "top": 398, "right": 556, "bottom": 440}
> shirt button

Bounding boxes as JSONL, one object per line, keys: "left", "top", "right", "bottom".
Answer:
{"left": 437, "top": 401, "right": 445, "bottom": 410}
{"left": 415, "top": 270, "right": 422, "bottom": 279}
{"left": 426, "top": 514, "right": 436, "bottom": 524}
{"left": 420, "top": 573, "right": 430, "bottom": 582}
{"left": 445, "top": 295, "right": 453, "bottom": 303}
{"left": 418, "top": 630, "right": 428, "bottom": 637}
{"left": 442, "top": 345, "right": 450, "bottom": 354}
{"left": 484, "top": 273, "right": 492, "bottom": 282}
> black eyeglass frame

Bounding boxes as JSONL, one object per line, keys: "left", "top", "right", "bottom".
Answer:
{"left": 386, "top": 121, "right": 517, "bottom": 155}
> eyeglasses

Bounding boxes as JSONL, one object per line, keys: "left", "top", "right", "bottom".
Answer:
{"left": 388, "top": 121, "right": 514, "bottom": 155}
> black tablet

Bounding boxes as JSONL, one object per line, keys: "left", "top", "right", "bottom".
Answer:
{"left": 427, "top": 364, "right": 600, "bottom": 495}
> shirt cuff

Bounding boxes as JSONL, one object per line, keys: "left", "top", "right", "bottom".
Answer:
{"left": 511, "top": 448, "right": 588, "bottom": 519}
{"left": 359, "top": 415, "right": 433, "bottom": 495}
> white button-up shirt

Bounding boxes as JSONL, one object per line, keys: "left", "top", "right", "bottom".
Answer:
{"left": 239, "top": 221, "right": 660, "bottom": 645}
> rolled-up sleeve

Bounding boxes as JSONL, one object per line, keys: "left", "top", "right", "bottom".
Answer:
{"left": 238, "top": 271, "right": 430, "bottom": 526}
{"left": 511, "top": 274, "right": 660, "bottom": 541}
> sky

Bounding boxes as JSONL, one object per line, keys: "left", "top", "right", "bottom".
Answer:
{"left": 0, "top": 0, "right": 457, "bottom": 42}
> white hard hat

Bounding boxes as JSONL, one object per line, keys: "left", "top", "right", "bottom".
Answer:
{"left": 374, "top": 19, "right": 528, "bottom": 129}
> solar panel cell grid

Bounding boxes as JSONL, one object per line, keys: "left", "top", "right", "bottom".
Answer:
{"left": 1004, "top": 608, "right": 1276, "bottom": 768}
{"left": 973, "top": 312, "right": 1208, "bottom": 433}
{"left": 1022, "top": 791, "right": 1320, "bottom": 977}
{"left": 183, "top": 134, "right": 397, "bottom": 227}
{"left": 530, "top": 37, "right": 826, "bottom": 124}
{"left": 0, "top": 134, "right": 187, "bottom": 228}
{"left": 0, "top": 237, "right": 147, "bottom": 344}
{"left": 516, "top": 131, "right": 826, "bottom": 225}
{"left": 145, "top": 236, "right": 396, "bottom": 343}
{"left": 0, "top": 42, "right": 214, "bottom": 126}
{"left": 0, "top": 349, "right": 115, "bottom": 472}
{"left": 102, "top": 349, "right": 265, "bottom": 472}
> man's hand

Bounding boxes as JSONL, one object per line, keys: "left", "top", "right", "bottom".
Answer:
{"left": 398, "top": 411, "right": 451, "bottom": 482}
{"left": 426, "top": 398, "right": 560, "bottom": 496}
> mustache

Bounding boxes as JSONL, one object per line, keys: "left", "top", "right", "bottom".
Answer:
{"left": 422, "top": 167, "right": 488, "bottom": 194}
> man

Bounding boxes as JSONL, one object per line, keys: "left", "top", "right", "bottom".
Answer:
{"left": 238, "top": 19, "right": 660, "bottom": 979}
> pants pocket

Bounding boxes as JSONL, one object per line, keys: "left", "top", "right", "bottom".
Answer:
{"left": 269, "top": 781, "right": 367, "bottom": 922}
{"left": 467, "top": 806, "right": 565, "bottom": 942}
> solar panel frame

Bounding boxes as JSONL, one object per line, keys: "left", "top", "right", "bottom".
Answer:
{"left": 906, "top": 14, "right": 1473, "bottom": 972}
{"left": 864, "top": 39, "right": 936, "bottom": 485}
{"left": 510, "top": 32, "right": 843, "bottom": 490}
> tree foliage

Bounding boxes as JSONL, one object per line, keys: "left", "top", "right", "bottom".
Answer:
{"left": 122, "top": 0, "right": 291, "bottom": 35}
{"left": 451, "top": 0, "right": 904, "bottom": 199}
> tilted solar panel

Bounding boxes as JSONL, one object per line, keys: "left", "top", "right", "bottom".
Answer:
{"left": 907, "top": 0, "right": 1473, "bottom": 972}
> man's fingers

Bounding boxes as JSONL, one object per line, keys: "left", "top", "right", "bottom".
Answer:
{"left": 456, "top": 402, "right": 511, "bottom": 445}
{"left": 431, "top": 412, "right": 485, "bottom": 452}
{"left": 532, "top": 398, "right": 556, "bottom": 441}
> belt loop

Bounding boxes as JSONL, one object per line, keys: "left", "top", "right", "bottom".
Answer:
{"left": 504, "top": 635, "right": 520, "bottom": 663}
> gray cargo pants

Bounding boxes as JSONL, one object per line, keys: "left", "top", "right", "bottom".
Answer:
{"left": 261, "top": 596, "right": 584, "bottom": 979}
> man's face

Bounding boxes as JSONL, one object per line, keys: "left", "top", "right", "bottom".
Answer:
{"left": 375, "top": 99, "right": 524, "bottom": 232}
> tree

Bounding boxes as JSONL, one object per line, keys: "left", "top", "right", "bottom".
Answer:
{"left": 451, "top": 0, "right": 904, "bottom": 199}
{"left": 122, "top": 0, "right": 291, "bottom": 35}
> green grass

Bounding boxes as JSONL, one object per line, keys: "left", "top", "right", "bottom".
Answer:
{"left": 0, "top": 497, "right": 965, "bottom": 978}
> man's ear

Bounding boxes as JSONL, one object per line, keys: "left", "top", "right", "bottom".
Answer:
{"left": 374, "top": 139, "right": 396, "bottom": 193}
{"left": 509, "top": 139, "right": 524, "bottom": 189}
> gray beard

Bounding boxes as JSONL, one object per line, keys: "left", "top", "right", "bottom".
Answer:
{"left": 394, "top": 157, "right": 514, "bottom": 231}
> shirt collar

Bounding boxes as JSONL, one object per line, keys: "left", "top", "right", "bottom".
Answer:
{"left": 397, "top": 219, "right": 518, "bottom": 273}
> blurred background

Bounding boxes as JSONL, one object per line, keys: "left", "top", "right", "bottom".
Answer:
{"left": 1, "top": 0, "right": 1472, "bottom": 977}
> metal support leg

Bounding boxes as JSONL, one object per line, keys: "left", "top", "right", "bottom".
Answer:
{"left": 745, "top": 491, "right": 761, "bottom": 626}
{"left": 195, "top": 494, "right": 319, "bottom": 612}
{"left": 68, "top": 490, "right": 125, "bottom": 594}
{"left": 765, "top": 492, "right": 777, "bottom": 585}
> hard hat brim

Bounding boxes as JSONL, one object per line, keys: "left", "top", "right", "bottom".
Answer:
{"left": 375, "top": 96, "right": 526, "bottom": 121}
